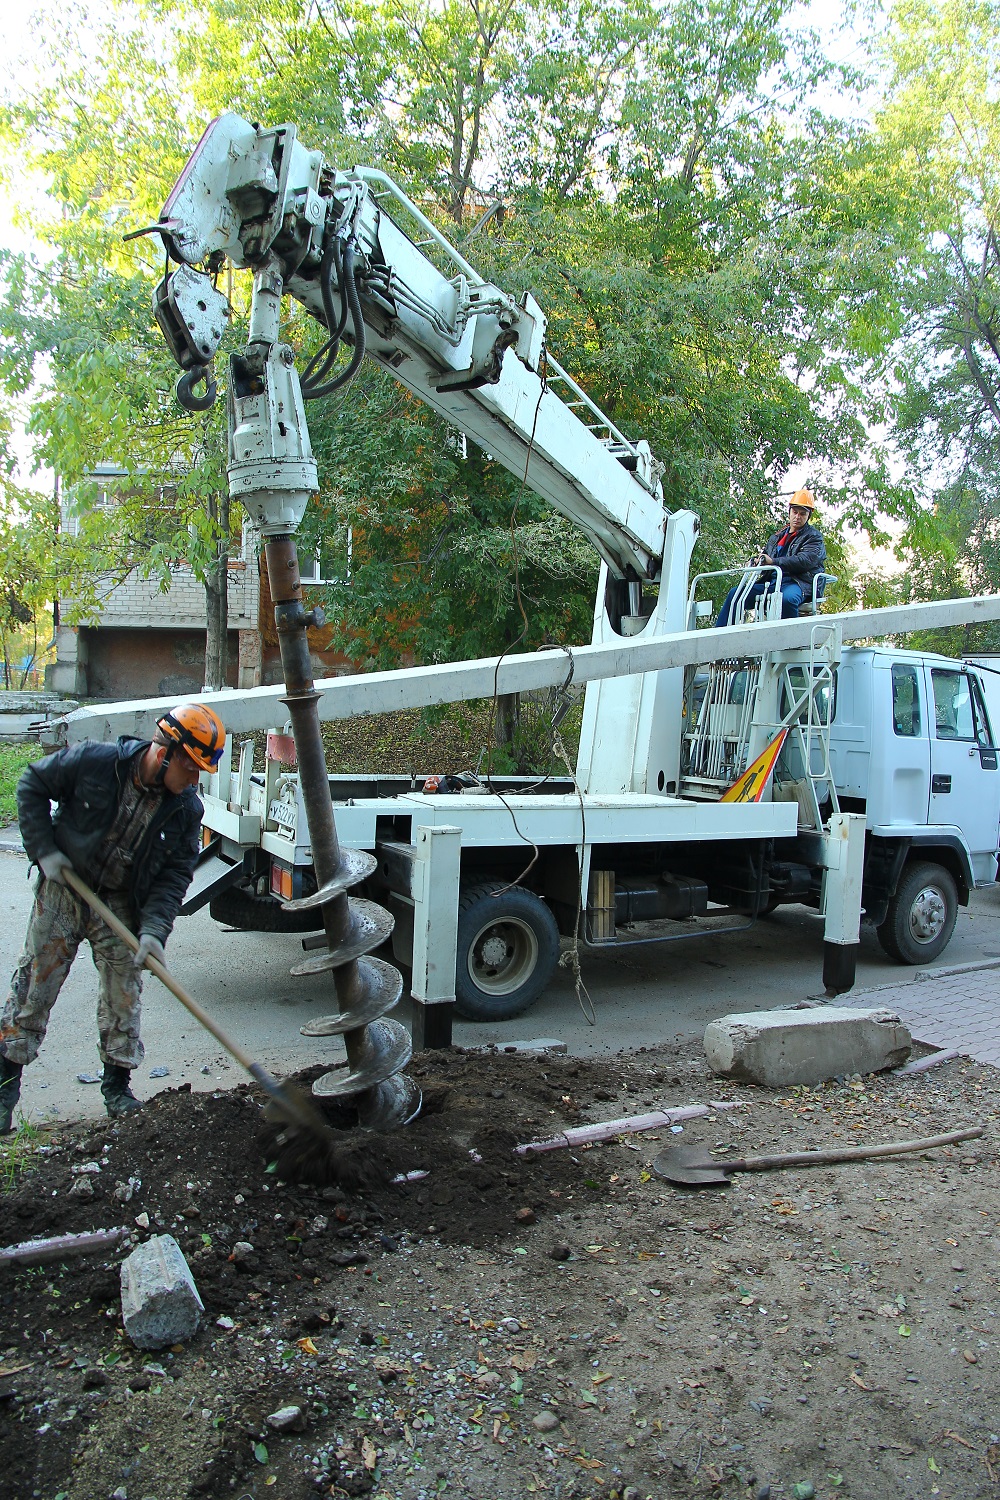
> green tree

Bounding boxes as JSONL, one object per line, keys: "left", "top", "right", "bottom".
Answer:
{"left": 873, "top": 0, "right": 1000, "bottom": 637}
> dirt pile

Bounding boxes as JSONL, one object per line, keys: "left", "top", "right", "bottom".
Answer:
{"left": 1, "top": 1042, "right": 998, "bottom": 1500}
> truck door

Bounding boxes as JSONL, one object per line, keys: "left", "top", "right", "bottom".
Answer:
{"left": 926, "top": 665, "right": 1000, "bottom": 882}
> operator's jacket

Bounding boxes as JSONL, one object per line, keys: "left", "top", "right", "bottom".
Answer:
{"left": 17, "top": 736, "right": 202, "bottom": 946}
{"left": 763, "top": 520, "right": 826, "bottom": 592}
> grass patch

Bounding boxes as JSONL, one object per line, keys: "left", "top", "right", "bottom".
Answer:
{"left": 0, "top": 742, "right": 43, "bottom": 825}
{"left": 0, "top": 1117, "right": 42, "bottom": 1192}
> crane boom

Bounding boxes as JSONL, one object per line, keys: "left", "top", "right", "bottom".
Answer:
{"left": 149, "top": 113, "right": 672, "bottom": 580}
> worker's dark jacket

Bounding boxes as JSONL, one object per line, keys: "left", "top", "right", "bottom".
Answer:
{"left": 17, "top": 737, "right": 202, "bottom": 946}
{"left": 764, "top": 521, "right": 826, "bottom": 589}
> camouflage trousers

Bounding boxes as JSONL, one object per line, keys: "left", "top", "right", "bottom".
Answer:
{"left": 0, "top": 877, "right": 144, "bottom": 1069}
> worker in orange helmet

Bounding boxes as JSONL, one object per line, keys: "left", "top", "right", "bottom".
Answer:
{"left": 0, "top": 703, "right": 225, "bottom": 1129}
{"left": 716, "top": 488, "right": 826, "bottom": 626}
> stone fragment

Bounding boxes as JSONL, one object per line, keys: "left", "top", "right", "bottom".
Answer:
{"left": 68, "top": 1176, "right": 95, "bottom": 1200}
{"left": 532, "top": 1409, "right": 560, "bottom": 1433}
{"left": 120, "top": 1234, "right": 204, "bottom": 1350}
{"left": 230, "top": 1241, "right": 255, "bottom": 1263}
{"left": 267, "top": 1403, "right": 308, "bottom": 1432}
{"left": 514, "top": 1207, "right": 536, "bottom": 1225}
{"left": 704, "top": 1006, "right": 911, "bottom": 1088}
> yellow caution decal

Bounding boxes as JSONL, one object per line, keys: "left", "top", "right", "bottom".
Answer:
{"left": 719, "top": 729, "right": 788, "bottom": 803}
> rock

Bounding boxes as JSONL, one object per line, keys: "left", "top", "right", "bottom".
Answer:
{"left": 68, "top": 1176, "right": 95, "bottom": 1199}
{"left": 532, "top": 1409, "right": 560, "bottom": 1432}
{"left": 963, "top": 1350, "right": 979, "bottom": 1364}
{"left": 704, "top": 1006, "right": 911, "bottom": 1087}
{"left": 499, "top": 1317, "right": 521, "bottom": 1332}
{"left": 216, "top": 1316, "right": 235, "bottom": 1330}
{"left": 548, "top": 1244, "right": 571, "bottom": 1261}
{"left": 267, "top": 1403, "right": 308, "bottom": 1433}
{"left": 135, "top": 1213, "right": 150, "bottom": 1229}
{"left": 71, "top": 1161, "right": 101, "bottom": 1175}
{"left": 230, "top": 1241, "right": 255, "bottom": 1263}
{"left": 127, "top": 1372, "right": 152, "bottom": 1392}
{"left": 515, "top": 1207, "right": 536, "bottom": 1225}
{"left": 82, "top": 1367, "right": 109, "bottom": 1389}
{"left": 308, "top": 1215, "right": 329, "bottom": 1236}
{"left": 120, "top": 1234, "right": 205, "bottom": 1350}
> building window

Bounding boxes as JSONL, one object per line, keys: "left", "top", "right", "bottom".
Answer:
{"left": 299, "top": 528, "right": 352, "bottom": 585}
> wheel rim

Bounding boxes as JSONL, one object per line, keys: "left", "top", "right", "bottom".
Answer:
{"left": 908, "top": 884, "right": 948, "bottom": 945}
{"left": 468, "top": 915, "right": 539, "bottom": 996}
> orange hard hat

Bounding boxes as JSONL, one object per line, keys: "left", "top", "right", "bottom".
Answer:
{"left": 156, "top": 702, "right": 226, "bottom": 771}
{"left": 790, "top": 488, "right": 816, "bottom": 511}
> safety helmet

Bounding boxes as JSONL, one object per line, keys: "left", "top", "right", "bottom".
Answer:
{"left": 156, "top": 702, "right": 226, "bottom": 772}
{"left": 789, "top": 488, "right": 816, "bottom": 511}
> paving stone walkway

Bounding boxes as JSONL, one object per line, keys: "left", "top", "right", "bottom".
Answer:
{"left": 846, "top": 960, "right": 1000, "bottom": 1067}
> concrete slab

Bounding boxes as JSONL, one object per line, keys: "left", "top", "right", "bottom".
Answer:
{"left": 704, "top": 1005, "right": 912, "bottom": 1087}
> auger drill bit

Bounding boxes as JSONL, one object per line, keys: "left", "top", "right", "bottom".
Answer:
{"left": 264, "top": 535, "right": 421, "bottom": 1131}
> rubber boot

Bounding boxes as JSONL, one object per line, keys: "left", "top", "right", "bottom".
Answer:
{"left": 0, "top": 1053, "right": 23, "bottom": 1135}
{"left": 101, "top": 1063, "right": 142, "bottom": 1119}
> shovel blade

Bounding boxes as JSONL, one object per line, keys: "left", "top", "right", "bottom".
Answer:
{"left": 653, "top": 1145, "right": 733, "bottom": 1187}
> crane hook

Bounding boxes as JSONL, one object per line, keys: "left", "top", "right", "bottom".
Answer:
{"left": 176, "top": 366, "right": 217, "bottom": 412}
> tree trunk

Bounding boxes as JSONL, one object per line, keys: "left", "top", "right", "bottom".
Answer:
{"left": 203, "top": 489, "right": 230, "bottom": 692}
{"left": 495, "top": 691, "right": 520, "bottom": 762}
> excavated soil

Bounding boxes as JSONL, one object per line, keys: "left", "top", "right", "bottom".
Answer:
{"left": 1, "top": 1041, "right": 999, "bottom": 1500}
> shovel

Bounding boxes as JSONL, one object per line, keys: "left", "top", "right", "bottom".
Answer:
{"left": 653, "top": 1125, "right": 983, "bottom": 1187}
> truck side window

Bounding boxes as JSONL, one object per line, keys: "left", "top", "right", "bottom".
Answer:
{"left": 891, "top": 664, "right": 921, "bottom": 737}
{"left": 931, "top": 669, "right": 975, "bottom": 740}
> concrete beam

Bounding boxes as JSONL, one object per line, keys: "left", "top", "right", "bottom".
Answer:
{"left": 63, "top": 591, "right": 1000, "bottom": 742}
{"left": 704, "top": 1006, "right": 912, "bottom": 1087}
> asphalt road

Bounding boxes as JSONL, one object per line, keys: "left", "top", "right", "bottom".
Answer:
{"left": 2, "top": 845, "right": 999, "bottom": 1128}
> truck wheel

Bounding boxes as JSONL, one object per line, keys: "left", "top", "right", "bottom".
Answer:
{"left": 876, "top": 861, "right": 958, "bottom": 965}
{"left": 454, "top": 883, "right": 560, "bottom": 1022}
{"left": 209, "top": 883, "right": 323, "bottom": 934}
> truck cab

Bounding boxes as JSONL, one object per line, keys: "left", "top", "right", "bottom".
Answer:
{"left": 828, "top": 648, "right": 1000, "bottom": 962}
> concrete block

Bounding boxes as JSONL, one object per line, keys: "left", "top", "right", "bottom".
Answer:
{"left": 704, "top": 1006, "right": 911, "bottom": 1088}
{"left": 120, "top": 1234, "right": 204, "bottom": 1350}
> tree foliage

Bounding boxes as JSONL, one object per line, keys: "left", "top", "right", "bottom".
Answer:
{"left": 1, "top": 0, "right": 995, "bottom": 691}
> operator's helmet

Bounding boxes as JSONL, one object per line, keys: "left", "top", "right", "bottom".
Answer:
{"left": 156, "top": 702, "right": 226, "bottom": 772}
{"left": 790, "top": 487, "right": 817, "bottom": 511}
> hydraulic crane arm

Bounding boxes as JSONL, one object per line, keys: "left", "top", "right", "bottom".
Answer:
{"left": 147, "top": 113, "right": 674, "bottom": 580}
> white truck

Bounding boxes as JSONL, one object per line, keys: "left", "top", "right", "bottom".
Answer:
{"left": 70, "top": 113, "right": 1000, "bottom": 1051}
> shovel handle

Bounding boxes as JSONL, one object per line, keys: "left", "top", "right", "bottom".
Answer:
{"left": 729, "top": 1126, "right": 983, "bottom": 1173}
{"left": 64, "top": 868, "right": 256, "bottom": 1074}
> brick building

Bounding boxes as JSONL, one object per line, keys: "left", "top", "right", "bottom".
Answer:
{"left": 48, "top": 465, "right": 352, "bottom": 700}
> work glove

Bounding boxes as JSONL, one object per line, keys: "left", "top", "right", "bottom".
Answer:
{"left": 133, "top": 933, "right": 166, "bottom": 972}
{"left": 39, "top": 850, "right": 73, "bottom": 885}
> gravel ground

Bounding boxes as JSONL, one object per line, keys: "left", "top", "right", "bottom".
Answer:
{"left": 1, "top": 1040, "right": 998, "bottom": 1500}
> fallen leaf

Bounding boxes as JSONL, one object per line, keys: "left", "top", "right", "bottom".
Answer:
{"left": 296, "top": 1337, "right": 318, "bottom": 1356}
{"left": 850, "top": 1373, "right": 873, "bottom": 1390}
{"left": 573, "top": 1455, "right": 604, "bottom": 1470}
{"left": 492, "top": 1417, "right": 503, "bottom": 1443}
{"left": 361, "top": 1436, "right": 377, "bottom": 1472}
{"left": 898, "top": 1324, "right": 912, "bottom": 1338}
{"left": 253, "top": 1443, "right": 268, "bottom": 1464}
{"left": 928, "top": 1456, "right": 941, "bottom": 1475}
{"left": 944, "top": 1430, "right": 974, "bottom": 1449}
{"left": 593, "top": 1373, "right": 613, "bottom": 1386}
{"left": 510, "top": 1350, "right": 538, "bottom": 1371}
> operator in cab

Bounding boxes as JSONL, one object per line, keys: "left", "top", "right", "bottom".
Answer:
{"left": 0, "top": 703, "right": 225, "bottom": 1132}
{"left": 716, "top": 489, "right": 826, "bottom": 626}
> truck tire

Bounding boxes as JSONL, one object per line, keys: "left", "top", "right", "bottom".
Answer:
{"left": 876, "top": 861, "right": 958, "bottom": 965}
{"left": 209, "top": 883, "right": 323, "bottom": 934}
{"left": 454, "top": 883, "right": 560, "bottom": 1022}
